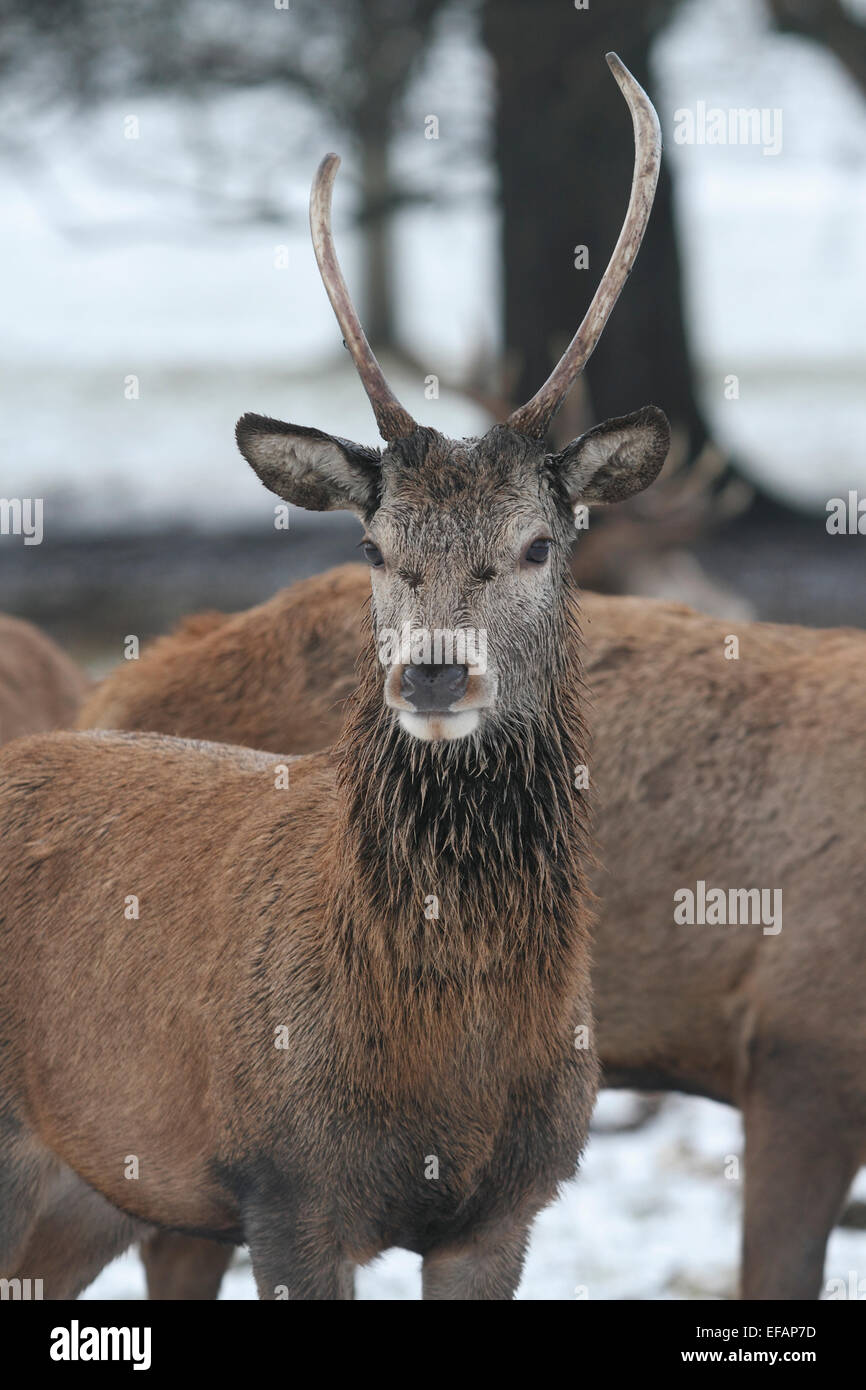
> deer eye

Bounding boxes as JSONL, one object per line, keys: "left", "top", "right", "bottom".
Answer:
{"left": 362, "top": 540, "right": 384, "bottom": 568}
{"left": 523, "top": 537, "right": 551, "bottom": 565}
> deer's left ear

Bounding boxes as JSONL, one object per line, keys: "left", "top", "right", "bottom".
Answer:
{"left": 550, "top": 405, "right": 670, "bottom": 506}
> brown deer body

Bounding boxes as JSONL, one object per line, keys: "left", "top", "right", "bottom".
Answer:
{"left": 1, "top": 694, "right": 596, "bottom": 1298}
{"left": 80, "top": 566, "right": 866, "bottom": 1300}
{"left": 0, "top": 55, "right": 670, "bottom": 1299}
{"left": 0, "top": 614, "right": 88, "bottom": 744}
{"left": 79, "top": 566, "right": 364, "bottom": 755}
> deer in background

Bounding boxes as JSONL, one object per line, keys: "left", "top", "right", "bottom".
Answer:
{"left": 0, "top": 615, "right": 88, "bottom": 745}
{"left": 80, "top": 566, "right": 366, "bottom": 756}
{"left": 0, "top": 55, "right": 670, "bottom": 1299}
{"left": 569, "top": 435, "right": 754, "bottom": 619}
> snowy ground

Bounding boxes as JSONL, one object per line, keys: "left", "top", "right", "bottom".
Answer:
{"left": 79, "top": 1092, "right": 866, "bottom": 1301}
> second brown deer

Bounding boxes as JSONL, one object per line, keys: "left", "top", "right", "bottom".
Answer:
{"left": 0, "top": 614, "right": 88, "bottom": 744}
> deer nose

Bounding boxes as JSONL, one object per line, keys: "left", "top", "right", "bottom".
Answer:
{"left": 400, "top": 663, "right": 469, "bottom": 713}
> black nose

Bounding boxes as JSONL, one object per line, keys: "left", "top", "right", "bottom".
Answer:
{"left": 400, "top": 663, "right": 469, "bottom": 713}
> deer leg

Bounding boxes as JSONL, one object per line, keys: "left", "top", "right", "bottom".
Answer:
{"left": 0, "top": 1125, "right": 58, "bottom": 1270}
{"left": 244, "top": 1203, "right": 353, "bottom": 1300}
{"left": 11, "top": 1165, "right": 140, "bottom": 1299}
{"left": 422, "top": 1224, "right": 531, "bottom": 1300}
{"left": 741, "top": 1090, "right": 861, "bottom": 1300}
{"left": 140, "top": 1231, "right": 234, "bottom": 1300}
{"left": 250, "top": 1245, "right": 354, "bottom": 1301}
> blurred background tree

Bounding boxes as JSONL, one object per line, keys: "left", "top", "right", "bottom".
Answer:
{"left": 484, "top": 0, "right": 866, "bottom": 461}
{"left": 0, "top": 0, "right": 455, "bottom": 346}
{"left": 0, "top": 0, "right": 864, "bottom": 636}
{"left": 483, "top": 0, "right": 706, "bottom": 459}
{"left": 767, "top": 0, "right": 866, "bottom": 91}
{"left": 2, "top": 0, "right": 863, "bottom": 456}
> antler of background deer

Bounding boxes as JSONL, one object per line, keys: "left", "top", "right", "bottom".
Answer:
{"left": 505, "top": 53, "right": 662, "bottom": 440}
{"left": 311, "top": 53, "right": 660, "bottom": 445}
{"left": 621, "top": 435, "right": 753, "bottom": 531}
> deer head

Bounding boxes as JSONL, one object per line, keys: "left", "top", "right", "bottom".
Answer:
{"left": 237, "top": 54, "right": 669, "bottom": 745}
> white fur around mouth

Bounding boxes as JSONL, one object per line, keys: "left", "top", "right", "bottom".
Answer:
{"left": 398, "top": 710, "right": 481, "bottom": 742}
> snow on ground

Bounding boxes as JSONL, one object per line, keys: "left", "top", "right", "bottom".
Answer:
{"left": 79, "top": 1092, "right": 866, "bottom": 1301}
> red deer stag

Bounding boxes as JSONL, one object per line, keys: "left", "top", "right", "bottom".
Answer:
{"left": 81, "top": 568, "right": 866, "bottom": 1301}
{"left": 0, "top": 55, "right": 669, "bottom": 1299}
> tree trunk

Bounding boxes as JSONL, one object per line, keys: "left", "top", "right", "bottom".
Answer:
{"left": 352, "top": 0, "right": 451, "bottom": 352}
{"left": 482, "top": 0, "right": 710, "bottom": 458}
{"left": 358, "top": 130, "right": 395, "bottom": 348}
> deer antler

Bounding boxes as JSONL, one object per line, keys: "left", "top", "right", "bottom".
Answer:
{"left": 310, "top": 154, "right": 417, "bottom": 442}
{"left": 311, "top": 55, "right": 658, "bottom": 445}
{"left": 506, "top": 53, "right": 662, "bottom": 440}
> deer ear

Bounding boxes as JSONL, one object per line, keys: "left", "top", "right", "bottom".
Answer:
{"left": 236, "top": 413, "right": 381, "bottom": 516}
{"left": 550, "top": 406, "right": 670, "bottom": 507}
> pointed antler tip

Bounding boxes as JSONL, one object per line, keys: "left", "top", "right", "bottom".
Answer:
{"left": 605, "top": 53, "right": 634, "bottom": 94}
{"left": 315, "top": 153, "right": 341, "bottom": 182}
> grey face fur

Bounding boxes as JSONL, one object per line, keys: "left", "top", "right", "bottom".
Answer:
{"left": 236, "top": 406, "right": 670, "bottom": 743}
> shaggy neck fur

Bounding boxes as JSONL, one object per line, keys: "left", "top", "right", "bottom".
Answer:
{"left": 326, "top": 580, "right": 594, "bottom": 1078}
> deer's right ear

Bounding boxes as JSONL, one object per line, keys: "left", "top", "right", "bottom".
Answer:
{"left": 236, "top": 413, "right": 381, "bottom": 517}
